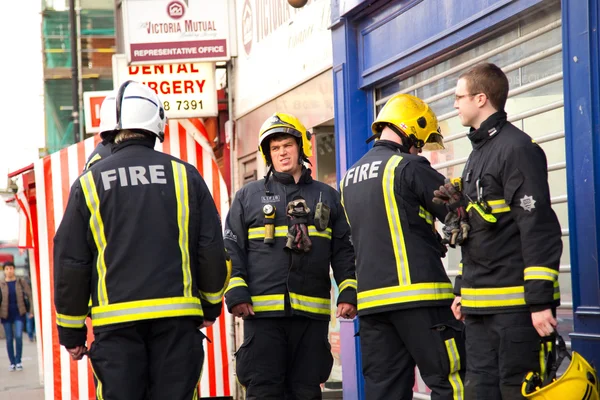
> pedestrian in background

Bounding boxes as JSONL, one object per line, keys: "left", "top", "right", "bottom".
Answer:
{"left": 0, "top": 261, "right": 33, "bottom": 371}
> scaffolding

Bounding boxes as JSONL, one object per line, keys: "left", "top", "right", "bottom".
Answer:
{"left": 42, "top": 8, "right": 115, "bottom": 154}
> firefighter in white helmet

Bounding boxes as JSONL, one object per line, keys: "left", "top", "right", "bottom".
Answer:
{"left": 54, "top": 80, "right": 229, "bottom": 400}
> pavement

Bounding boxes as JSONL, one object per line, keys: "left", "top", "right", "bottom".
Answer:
{"left": 0, "top": 338, "right": 44, "bottom": 400}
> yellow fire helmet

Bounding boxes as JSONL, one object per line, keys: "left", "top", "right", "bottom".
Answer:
{"left": 370, "top": 93, "right": 445, "bottom": 150}
{"left": 522, "top": 334, "right": 599, "bottom": 400}
{"left": 258, "top": 113, "right": 313, "bottom": 166}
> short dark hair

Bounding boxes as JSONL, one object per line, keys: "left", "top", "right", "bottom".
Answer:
{"left": 459, "top": 63, "right": 509, "bottom": 111}
{"left": 3, "top": 261, "right": 15, "bottom": 269}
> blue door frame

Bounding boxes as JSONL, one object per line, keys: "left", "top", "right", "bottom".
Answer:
{"left": 331, "top": 0, "right": 600, "bottom": 396}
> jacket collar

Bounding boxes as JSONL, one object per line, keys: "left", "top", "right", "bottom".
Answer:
{"left": 373, "top": 139, "right": 410, "bottom": 154}
{"left": 112, "top": 135, "right": 157, "bottom": 153}
{"left": 271, "top": 167, "right": 313, "bottom": 185}
{"left": 467, "top": 111, "right": 507, "bottom": 149}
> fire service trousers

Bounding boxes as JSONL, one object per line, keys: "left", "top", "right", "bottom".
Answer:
{"left": 88, "top": 317, "right": 205, "bottom": 400}
{"left": 464, "top": 311, "right": 553, "bottom": 400}
{"left": 235, "top": 316, "right": 333, "bottom": 400}
{"left": 359, "top": 306, "right": 466, "bottom": 400}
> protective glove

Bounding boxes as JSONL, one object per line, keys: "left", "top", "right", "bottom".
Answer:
{"left": 440, "top": 212, "right": 470, "bottom": 248}
{"left": 432, "top": 180, "right": 468, "bottom": 214}
{"left": 285, "top": 198, "right": 312, "bottom": 252}
{"left": 433, "top": 179, "right": 470, "bottom": 246}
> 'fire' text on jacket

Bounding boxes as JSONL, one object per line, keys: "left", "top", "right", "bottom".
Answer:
{"left": 101, "top": 165, "right": 167, "bottom": 190}
{"left": 344, "top": 161, "right": 382, "bottom": 187}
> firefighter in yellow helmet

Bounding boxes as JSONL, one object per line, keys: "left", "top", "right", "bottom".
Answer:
{"left": 224, "top": 113, "right": 358, "bottom": 398}
{"left": 522, "top": 334, "right": 599, "bottom": 400}
{"left": 340, "top": 93, "right": 466, "bottom": 399}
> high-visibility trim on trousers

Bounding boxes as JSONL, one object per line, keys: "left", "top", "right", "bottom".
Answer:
{"left": 248, "top": 225, "right": 332, "bottom": 240}
{"left": 91, "top": 296, "right": 203, "bottom": 326}
{"left": 90, "top": 363, "right": 105, "bottom": 400}
{"left": 56, "top": 313, "right": 87, "bottom": 329}
{"left": 461, "top": 282, "right": 560, "bottom": 308}
{"left": 172, "top": 161, "right": 193, "bottom": 298}
{"left": 80, "top": 171, "right": 109, "bottom": 306}
{"left": 382, "top": 156, "right": 411, "bottom": 286}
{"left": 251, "top": 294, "right": 285, "bottom": 312}
{"left": 357, "top": 282, "right": 454, "bottom": 310}
{"left": 289, "top": 292, "right": 331, "bottom": 315}
{"left": 445, "top": 338, "right": 465, "bottom": 400}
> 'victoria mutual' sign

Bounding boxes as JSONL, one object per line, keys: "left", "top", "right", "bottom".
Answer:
{"left": 122, "top": 0, "right": 231, "bottom": 64}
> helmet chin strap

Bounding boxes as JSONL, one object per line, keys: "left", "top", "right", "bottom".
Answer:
{"left": 387, "top": 124, "right": 415, "bottom": 149}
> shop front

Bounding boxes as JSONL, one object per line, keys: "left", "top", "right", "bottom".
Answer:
{"left": 331, "top": 0, "right": 600, "bottom": 398}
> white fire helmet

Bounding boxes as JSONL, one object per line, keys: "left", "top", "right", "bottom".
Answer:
{"left": 99, "top": 80, "right": 167, "bottom": 143}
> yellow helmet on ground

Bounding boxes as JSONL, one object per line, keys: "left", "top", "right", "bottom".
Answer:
{"left": 522, "top": 335, "right": 599, "bottom": 400}
{"left": 371, "top": 93, "right": 444, "bottom": 150}
{"left": 258, "top": 113, "right": 313, "bottom": 166}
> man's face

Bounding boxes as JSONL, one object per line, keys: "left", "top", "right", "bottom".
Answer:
{"left": 270, "top": 136, "right": 301, "bottom": 175}
{"left": 454, "top": 78, "right": 480, "bottom": 128}
{"left": 3, "top": 266, "right": 15, "bottom": 279}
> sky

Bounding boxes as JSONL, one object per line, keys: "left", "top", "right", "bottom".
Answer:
{"left": 0, "top": 2, "right": 45, "bottom": 240}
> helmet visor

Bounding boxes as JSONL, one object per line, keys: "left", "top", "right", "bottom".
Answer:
{"left": 423, "top": 132, "right": 445, "bottom": 151}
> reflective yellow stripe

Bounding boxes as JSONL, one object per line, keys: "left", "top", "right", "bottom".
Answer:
{"left": 56, "top": 313, "right": 87, "bottom": 328}
{"left": 339, "top": 182, "right": 353, "bottom": 228}
{"left": 539, "top": 340, "right": 553, "bottom": 381}
{"left": 289, "top": 292, "right": 331, "bottom": 315}
{"left": 554, "top": 280, "right": 561, "bottom": 300}
{"left": 200, "top": 290, "right": 223, "bottom": 304}
{"left": 462, "top": 282, "right": 560, "bottom": 307}
{"left": 524, "top": 266, "right": 559, "bottom": 282}
{"left": 248, "top": 226, "right": 285, "bottom": 239}
{"left": 225, "top": 277, "right": 248, "bottom": 293}
{"left": 80, "top": 172, "right": 109, "bottom": 306}
{"left": 91, "top": 297, "right": 203, "bottom": 326}
{"left": 539, "top": 342, "right": 545, "bottom": 381}
{"left": 339, "top": 279, "right": 357, "bottom": 292}
{"left": 251, "top": 294, "right": 285, "bottom": 312}
{"left": 382, "top": 156, "right": 411, "bottom": 285}
{"left": 90, "top": 363, "right": 104, "bottom": 400}
{"left": 458, "top": 262, "right": 463, "bottom": 275}
{"left": 418, "top": 206, "right": 434, "bottom": 225}
{"left": 85, "top": 153, "right": 102, "bottom": 170}
{"left": 488, "top": 199, "right": 510, "bottom": 214}
{"left": 445, "top": 338, "right": 464, "bottom": 400}
{"left": 462, "top": 286, "right": 526, "bottom": 307}
{"left": 248, "top": 225, "right": 332, "bottom": 240}
{"left": 357, "top": 282, "right": 453, "bottom": 310}
{"left": 200, "top": 250, "right": 230, "bottom": 305}
{"left": 172, "top": 161, "right": 192, "bottom": 298}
